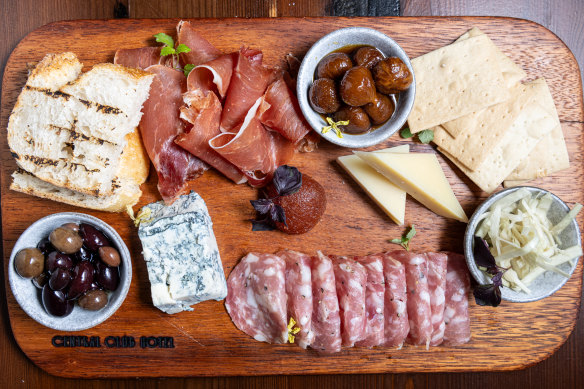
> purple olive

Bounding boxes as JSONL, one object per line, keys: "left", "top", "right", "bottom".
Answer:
{"left": 42, "top": 285, "right": 74, "bottom": 317}
{"left": 95, "top": 260, "right": 120, "bottom": 291}
{"left": 76, "top": 246, "right": 94, "bottom": 263}
{"left": 32, "top": 272, "right": 49, "bottom": 289}
{"left": 67, "top": 261, "right": 94, "bottom": 299}
{"left": 37, "top": 237, "right": 54, "bottom": 256}
{"left": 45, "top": 251, "right": 73, "bottom": 273}
{"left": 49, "top": 268, "right": 72, "bottom": 291}
{"left": 79, "top": 223, "right": 109, "bottom": 251}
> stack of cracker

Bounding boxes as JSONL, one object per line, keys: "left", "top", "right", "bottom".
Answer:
{"left": 408, "top": 27, "right": 569, "bottom": 193}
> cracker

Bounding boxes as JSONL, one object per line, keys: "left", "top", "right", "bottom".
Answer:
{"left": 433, "top": 79, "right": 551, "bottom": 171}
{"left": 408, "top": 34, "right": 509, "bottom": 133}
{"left": 438, "top": 98, "right": 557, "bottom": 193}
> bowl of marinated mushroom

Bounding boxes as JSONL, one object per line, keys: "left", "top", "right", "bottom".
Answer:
{"left": 8, "top": 212, "right": 131, "bottom": 331}
{"left": 297, "top": 27, "right": 415, "bottom": 148}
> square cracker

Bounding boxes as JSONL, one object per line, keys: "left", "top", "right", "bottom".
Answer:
{"left": 439, "top": 97, "right": 557, "bottom": 193}
{"left": 433, "top": 79, "right": 552, "bottom": 171}
{"left": 408, "top": 34, "right": 509, "bottom": 133}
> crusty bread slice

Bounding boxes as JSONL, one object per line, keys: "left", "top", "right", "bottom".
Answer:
{"left": 8, "top": 52, "right": 154, "bottom": 196}
{"left": 11, "top": 169, "right": 141, "bottom": 213}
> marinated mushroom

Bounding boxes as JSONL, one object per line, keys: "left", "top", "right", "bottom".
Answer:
{"left": 309, "top": 78, "right": 341, "bottom": 114}
{"left": 339, "top": 66, "right": 376, "bottom": 107}
{"left": 372, "top": 57, "right": 413, "bottom": 94}
{"left": 353, "top": 46, "right": 384, "bottom": 69}
{"left": 333, "top": 106, "right": 371, "bottom": 134}
{"left": 316, "top": 52, "right": 353, "bottom": 79}
{"left": 364, "top": 93, "right": 395, "bottom": 125}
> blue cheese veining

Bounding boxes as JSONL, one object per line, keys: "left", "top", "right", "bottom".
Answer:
{"left": 137, "top": 191, "right": 227, "bottom": 314}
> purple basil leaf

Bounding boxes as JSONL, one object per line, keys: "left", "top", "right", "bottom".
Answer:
{"left": 273, "top": 165, "right": 302, "bottom": 196}
{"left": 250, "top": 218, "right": 276, "bottom": 231}
{"left": 491, "top": 271, "right": 504, "bottom": 287}
{"left": 251, "top": 198, "right": 273, "bottom": 214}
{"left": 270, "top": 204, "right": 287, "bottom": 225}
{"left": 473, "top": 236, "right": 497, "bottom": 269}
{"left": 473, "top": 284, "right": 502, "bottom": 307}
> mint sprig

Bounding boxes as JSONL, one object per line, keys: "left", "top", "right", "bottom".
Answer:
{"left": 400, "top": 127, "right": 434, "bottom": 144}
{"left": 154, "top": 33, "right": 195, "bottom": 75}
{"left": 389, "top": 225, "right": 416, "bottom": 251}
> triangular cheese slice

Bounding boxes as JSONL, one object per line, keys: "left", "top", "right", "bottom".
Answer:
{"left": 355, "top": 151, "right": 468, "bottom": 222}
{"left": 338, "top": 145, "right": 409, "bottom": 225}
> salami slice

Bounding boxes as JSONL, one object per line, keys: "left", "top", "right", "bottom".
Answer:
{"left": 426, "top": 252, "right": 448, "bottom": 346}
{"left": 443, "top": 252, "right": 471, "bottom": 346}
{"left": 225, "top": 253, "right": 288, "bottom": 343}
{"left": 382, "top": 253, "right": 409, "bottom": 347}
{"left": 310, "top": 252, "right": 342, "bottom": 353}
{"left": 278, "top": 250, "right": 314, "bottom": 349}
{"left": 388, "top": 250, "right": 432, "bottom": 348}
{"left": 332, "top": 256, "right": 367, "bottom": 347}
{"left": 354, "top": 254, "right": 385, "bottom": 347}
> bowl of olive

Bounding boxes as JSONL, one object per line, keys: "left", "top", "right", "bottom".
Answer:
{"left": 297, "top": 27, "right": 415, "bottom": 148}
{"left": 8, "top": 212, "right": 131, "bottom": 331}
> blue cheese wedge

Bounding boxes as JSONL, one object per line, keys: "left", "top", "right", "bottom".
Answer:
{"left": 138, "top": 191, "right": 227, "bottom": 314}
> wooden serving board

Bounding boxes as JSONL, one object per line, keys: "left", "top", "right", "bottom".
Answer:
{"left": 2, "top": 17, "right": 583, "bottom": 378}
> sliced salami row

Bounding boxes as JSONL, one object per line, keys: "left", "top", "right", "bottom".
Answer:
{"left": 225, "top": 250, "right": 471, "bottom": 353}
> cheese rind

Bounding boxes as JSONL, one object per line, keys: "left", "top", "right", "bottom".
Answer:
{"left": 337, "top": 145, "right": 409, "bottom": 225}
{"left": 355, "top": 152, "right": 468, "bottom": 222}
{"left": 138, "top": 191, "right": 227, "bottom": 314}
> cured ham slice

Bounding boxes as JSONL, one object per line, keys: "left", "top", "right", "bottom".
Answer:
{"left": 382, "top": 254, "right": 409, "bottom": 347}
{"left": 426, "top": 252, "right": 448, "bottom": 346}
{"left": 258, "top": 77, "right": 312, "bottom": 144}
{"left": 114, "top": 47, "right": 172, "bottom": 69}
{"left": 278, "top": 250, "right": 314, "bottom": 349}
{"left": 332, "top": 256, "right": 367, "bottom": 347}
{"left": 225, "top": 252, "right": 288, "bottom": 344}
{"left": 209, "top": 98, "right": 294, "bottom": 187}
{"left": 220, "top": 48, "right": 274, "bottom": 131}
{"left": 175, "top": 90, "right": 246, "bottom": 184}
{"left": 354, "top": 254, "right": 385, "bottom": 348}
{"left": 187, "top": 53, "right": 236, "bottom": 98}
{"left": 388, "top": 250, "right": 432, "bottom": 348}
{"left": 443, "top": 253, "right": 471, "bottom": 346}
{"left": 139, "top": 65, "right": 207, "bottom": 203}
{"left": 310, "top": 252, "right": 342, "bottom": 353}
{"left": 176, "top": 20, "right": 221, "bottom": 67}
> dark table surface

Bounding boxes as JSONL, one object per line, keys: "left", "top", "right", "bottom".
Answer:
{"left": 1, "top": 1, "right": 583, "bottom": 388}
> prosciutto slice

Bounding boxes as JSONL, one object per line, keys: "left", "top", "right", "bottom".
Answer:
{"left": 175, "top": 90, "right": 246, "bottom": 184}
{"left": 225, "top": 253, "right": 288, "bottom": 344}
{"left": 220, "top": 48, "right": 274, "bottom": 131}
{"left": 209, "top": 98, "right": 294, "bottom": 186}
{"left": 426, "top": 252, "right": 448, "bottom": 346}
{"left": 278, "top": 250, "right": 314, "bottom": 349}
{"left": 187, "top": 53, "right": 236, "bottom": 98}
{"left": 310, "top": 252, "right": 342, "bottom": 353}
{"left": 382, "top": 254, "right": 409, "bottom": 347}
{"left": 139, "top": 65, "right": 207, "bottom": 203}
{"left": 114, "top": 47, "right": 171, "bottom": 69}
{"left": 258, "top": 77, "right": 312, "bottom": 144}
{"left": 388, "top": 250, "right": 432, "bottom": 348}
{"left": 332, "top": 256, "right": 367, "bottom": 347}
{"left": 443, "top": 253, "right": 471, "bottom": 346}
{"left": 176, "top": 20, "right": 221, "bottom": 66}
{"left": 354, "top": 254, "right": 385, "bottom": 348}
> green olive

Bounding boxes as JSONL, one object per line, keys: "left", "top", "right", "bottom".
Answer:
{"left": 14, "top": 248, "right": 44, "bottom": 278}
{"left": 49, "top": 227, "right": 83, "bottom": 254}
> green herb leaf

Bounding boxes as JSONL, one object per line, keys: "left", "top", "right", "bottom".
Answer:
{"left": 154, "top": 33, "right": 174, "bottom": 48}
{"left": 400, "top": 127, "right": 413, "bottom": 139}
{"left": 175, "top": 44, "right": 191, "bottom": 54}
{"left": 183, "top": 64, "right": 195, "bottom": 76}
{"left": 417, "top": 129, "right": 434, "bottom": 144}
{"left": 389, "top": 225, "right": 416, "bottom": 251}
{"left": 160, "top": 46, "right": 176, "bottom": 57}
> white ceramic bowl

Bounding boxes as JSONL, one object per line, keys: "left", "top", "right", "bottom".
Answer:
{"left": 297, "top": 27, "right": 415, "bottom": 148}
{"left": 8, "top": 212, "right": 132, "bottom": 331}
{"left": 464, "top": 186, "right": 581, "bottom": 303}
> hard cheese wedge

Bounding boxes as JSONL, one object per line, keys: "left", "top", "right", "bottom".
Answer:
{"left": 338, "top": 145, "right": 409, "bottom": 225}
{"left": 354, "top": 151, "right": 468, "bottom": 222}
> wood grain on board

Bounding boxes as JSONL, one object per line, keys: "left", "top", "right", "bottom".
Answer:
{"left": 1, "top": 17, "right": 583, "bottom": 379}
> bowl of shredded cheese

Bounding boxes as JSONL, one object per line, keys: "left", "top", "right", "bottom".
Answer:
{"left": 464, "top": 186, "right": 582, "bottom": 303}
